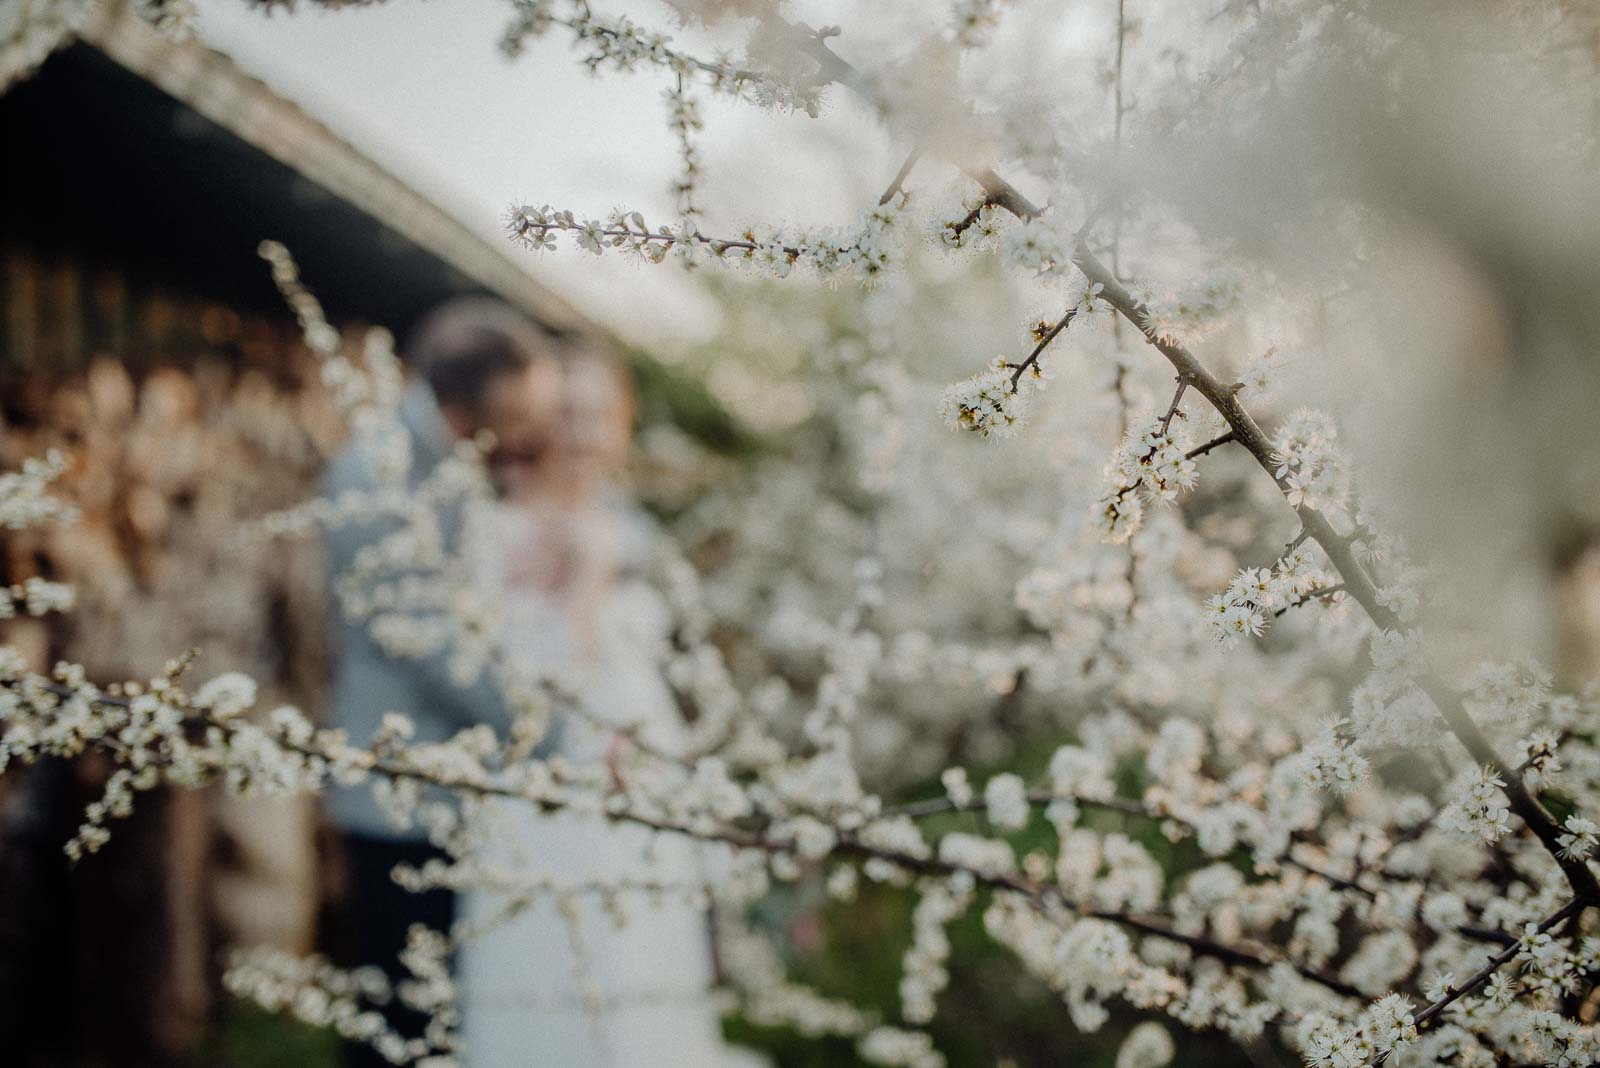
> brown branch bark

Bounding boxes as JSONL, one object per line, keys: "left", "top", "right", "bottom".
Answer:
{"left": 767, "top": 10, "right": 1600, "bottom": 904}
{"left": 1006, "top": 307, "right": 1078, "bottom": 391}
{"left": 952, "top": 163, "right": 1600, "bottom": 903}
{"left": 1375, "top": 898, "right": 1587, "bottom": 1062}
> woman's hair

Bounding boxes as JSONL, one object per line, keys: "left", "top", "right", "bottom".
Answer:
{"left": 404, "top": 297, "right": 554, "bottom": 412}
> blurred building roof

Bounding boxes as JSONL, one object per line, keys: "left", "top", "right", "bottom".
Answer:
{"left": 1, "top": 0, "right": 593, "bottom": 346}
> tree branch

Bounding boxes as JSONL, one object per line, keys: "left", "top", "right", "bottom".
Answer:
{"left": 1004, "top": 307, "right": 1078, "bottom": 392}
{"left": 1185, "top": 430, "right": 1237, "bottom": 459}
{"left": 633, "top": 9, "right": 1600, "bottom": 905}
{"left": 16, "top": 674, "right": 1362, "bottom": 1002}
{"left": 944, "top": 163, "right": 1600, "bottom": 902}
{"left": 1273, "top": 584, "right": 1346, "bottom": 618}
{"left": 879, "top": 145, "right": 923, "bottom": 205}
{"left": 1376, "top": 898, "right": 1587, "bottom": 1062}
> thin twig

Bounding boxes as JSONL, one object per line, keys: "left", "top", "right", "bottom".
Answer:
{"left": 940, "top": 195, "right": 1000, "bottom": 244}
{"left": 1185, "top": 430, "right": 1237, "bottom": 459}
{"left": 879, "top": 145, "right": 923, "bottom": 205}
{"left": 1272, "top": 584, "right": 1347, "bottom": 618}
{"left": 1005, "top": 307, "right": 1078, "bottom": 392}
{"left": 1157, "top": 375, "right": 1191, "bottom": 433}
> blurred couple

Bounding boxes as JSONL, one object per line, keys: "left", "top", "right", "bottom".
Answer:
{"left": 321, "top": 300, "right": 755, "bottom": 1067}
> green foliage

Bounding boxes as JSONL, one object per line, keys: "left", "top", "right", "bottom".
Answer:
{"left": 184, "top": 1003, "right": 342, "bottom": 1068}
{"left": 625, "top": 346, "right": 763, "bottom": 457}
{"left": 721, "top": 737, "right": 1249, "bottom": 1066}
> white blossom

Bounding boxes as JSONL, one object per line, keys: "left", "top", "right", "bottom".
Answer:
{"left": 192, "top": 672, "right": 259, "bottom": 721}
{"left": 939, "top": 364, "right": 1032, "bottom": 438}
{"left": 1558, "top": 815, "right": 1599, "bottom": 861}
{"left": 983, "top": 772, "right": 1029, "bottom": 831}
{"left": 1437, "top": 766, "right": 1513, "bottom": 844}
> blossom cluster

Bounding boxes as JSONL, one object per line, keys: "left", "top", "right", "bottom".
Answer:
{"left": 1138, "top": 268, "right": 1244, "bottom": 348}
{"left": 507, "top": 196, "right": 910, "bottom": 282}
{"left": 0, "top": 449, "right": 76, "bottom": 530}
{"left": 632, "top": 224, "right": 1600, "bottom": 1061}
{"left": 1272, "top": 409, "right": 1355, "bottom": 524}
{"left": 224, "top": 933, "right": 454, "bottom": 1065}
{"left": 9, "top": 3, "right": 1600, "bottom": 1065}
{"left": 999, "top": 212, "right": 1077, "bottom": 277}
{"left": 9, "top": 581, "right": 1600, "bottom": 1066}
{"left": 498, "top": 0, "right": 823, "bottom": 114}
{"left": 1092, "top": 418, "right": 1200, "bottom": 543}
{"left": 898, "top": 881, "right": 969, "bottom": 1024}
{"left": 0, "top": 575, "right": 74, "bottom": 619}
{"left": 937, "top": 361, "right": 1033, "bottom": 438}
{"left": 932, "top": 194, "right": 1004, "bottom": 251}
{"left": 1436, "top": 766, "right": 1513, "bottom": 844}
{"left": 1204, "top": 547, "right": 1339, "bottom": 647}
{"left": 1297, "top": 721, "right": 1371, "bottom": 795}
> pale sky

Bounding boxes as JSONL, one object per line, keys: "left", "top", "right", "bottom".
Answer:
{"left": 191, "top": 0, "right": 900, "bottom": 347}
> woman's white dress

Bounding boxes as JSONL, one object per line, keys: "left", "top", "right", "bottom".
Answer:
{"left": 459, "top": 504, "right": 757, "bottom": 1068}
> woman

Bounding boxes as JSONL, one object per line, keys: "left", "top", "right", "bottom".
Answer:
{"left": 459, "top": 351, "right": 758, "bottom": 1067}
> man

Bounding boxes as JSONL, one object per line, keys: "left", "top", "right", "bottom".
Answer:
{"left": 319, "top": 297, "right": 562, "bottom": 1066}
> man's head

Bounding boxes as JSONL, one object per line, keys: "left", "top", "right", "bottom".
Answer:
{"left": 405, "top": 297, "right": 562, "bottom": 494}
